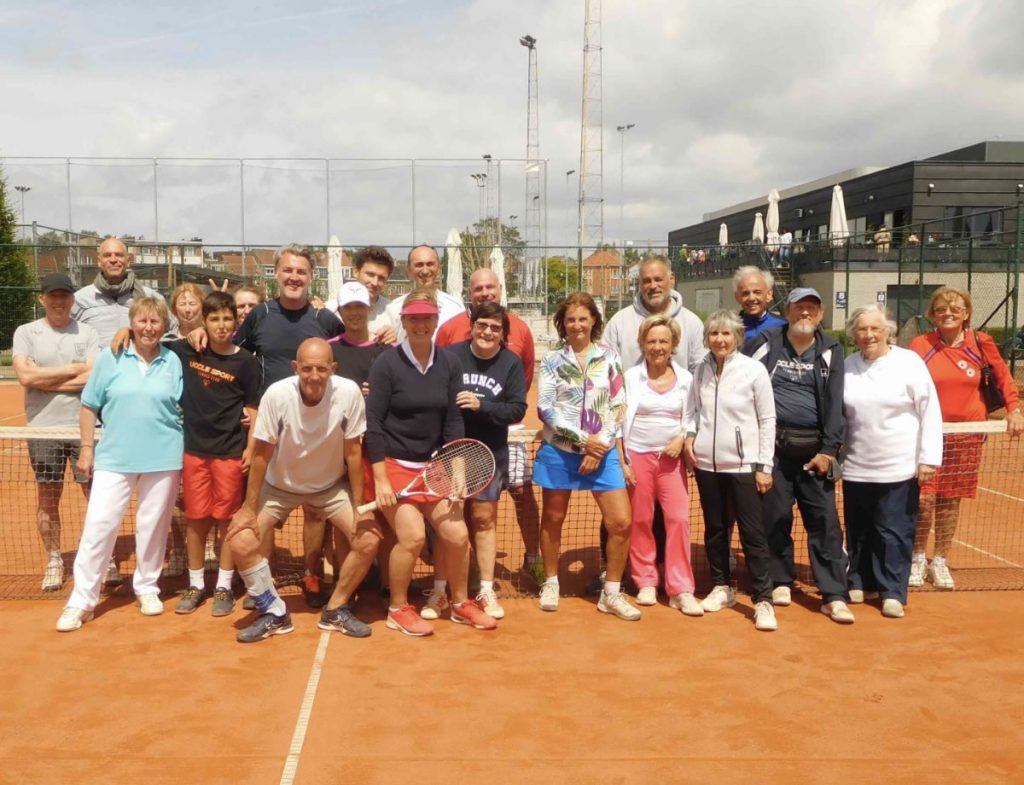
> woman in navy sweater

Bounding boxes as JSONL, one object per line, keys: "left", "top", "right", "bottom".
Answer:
{"left": 365, "top": 289, "right": 497, "bottom": 636}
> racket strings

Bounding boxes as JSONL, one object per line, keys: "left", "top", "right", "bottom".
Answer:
{"left": 424, "top": 440, "right": 495, "bottom": 498}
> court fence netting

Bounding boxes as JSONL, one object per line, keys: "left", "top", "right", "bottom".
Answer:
{"left": 1, "top": 423, "right": 1022, "bottom": 601}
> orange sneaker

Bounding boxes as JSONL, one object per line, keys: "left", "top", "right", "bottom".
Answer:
{"left": 386, "top": 604, "right": 434, "bottom": 637}
{"left": 451, "top": 599, "right": 498, "bottom": 630}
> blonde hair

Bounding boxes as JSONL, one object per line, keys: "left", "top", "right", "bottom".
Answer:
{"left": 403, "top": 287, "right": 438, "bottom": 307}
{"left": 637, "top": 313, "right": 681, "bottom": 351}
{"left": 128, "top": 296, "right": 170, "bottom": 331}
{"left": 703, "top": 309, "right": 744, "bottom": 349}
{"left": 927, "top": 287, "right": 972, "bottom": 326}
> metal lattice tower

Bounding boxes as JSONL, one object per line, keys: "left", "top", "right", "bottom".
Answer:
{"left": 577, "top": 0, "right": 603, "bottom": 252}
{"left": 521, "top": 35, "right": 542, "bottom": 296}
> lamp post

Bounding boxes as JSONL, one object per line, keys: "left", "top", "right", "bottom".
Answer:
{"left": 14, "top": 185, "right": 30, "bottom": 238}
{"left": 564, "top": 169, "right": 576, "bottom": 252}
{"left": 616, "top": 124, "right": 635, "bottom": 247}
{"left": 471, "top": 173, "right": 487, "bottom": 224}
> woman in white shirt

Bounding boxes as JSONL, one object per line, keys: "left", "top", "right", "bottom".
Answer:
{"left": 622, "top": 315, "right": 699, "bottom": 616}
{"left": 842, "top": 304, "right": 942, "bottom": 618}
{"left": 684, "top": 309, "right": 778, "bottom": 631}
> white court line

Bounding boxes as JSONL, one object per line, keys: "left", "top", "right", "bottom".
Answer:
{"left": 279, "top": 631, "right": 331, "bottom": 785}
{"left": 979, "top": 486, "right": 1024, "bottom": 504}
{"left": 953, "top": 539, "right": 1024, "bottom": 569}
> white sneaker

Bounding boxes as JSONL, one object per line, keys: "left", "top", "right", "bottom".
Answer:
{"left": 908, "top": 553, "right": 928, "bottom": 588}
{"left": 821, "top": 600, "right": 855, "bottom": 624}
{"left": 754, "top": 601, "right": 778, "bottom": 631}
{"left": 42, "top": 559, "right": 64, "bottom": 592}
{"left": 848, "top": 589, "right": 864, "bottom": 604}
{"left": 476, "top": 587, "right": 505, "bottom": 619}
{"left": 771, "top": 585, "right": 792, "bottom": 606}
{"left": 700, "top": 585, "right": 736, "bottom": 612}
{"left": 103, "top": 558, "right": 122, "bottom": 585}
{"left": 669, "top": 592, "right": 704, "bottom": 617}
{"left": 165, "top": 548, "right": 186, "bottom": 578}
{"left": 597, "top": 591, "right": 641, "bottom": 621}
{"left": 137, "top": 594, "right": 164, "bottom": 616}
{"left": 539, "top": 582, "right": 560, "bottom": 612}
{"left": 882, "top": 598, "right": 905, "bottom": 618}
{"left": 929, "top": 556, "right": 955, "bottom": 590}
{"left": 56, "top": 606, "right": 93, "bottom": 632}
{"left": 419, "top": 589, "right": 449, "bottom": 620}
{"left": 636, "top": 586, "right": 658, "bottom": 606}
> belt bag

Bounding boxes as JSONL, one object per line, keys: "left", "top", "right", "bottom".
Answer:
{"left": 776, "top": 426, "right": 821, "bottom": 458}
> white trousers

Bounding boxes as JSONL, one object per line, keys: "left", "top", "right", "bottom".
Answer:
{"left": 67, "top": 469, "right": 180, "bottom": 611}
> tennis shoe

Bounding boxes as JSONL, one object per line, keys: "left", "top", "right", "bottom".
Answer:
{"left": 882, "top": 599, "right": 905, "bottom": 618}
{"left": 754, "top": 601, "right": 778, "bottom": 631}
{"left": 302, "top": 575, "right": 328, "bottom": 609}
{"left": 908, "top": 553, "right": 928, "bottom": 588}
{"left": 420, "top": 588, "right": 449, "bottom": 620}
{"left": 138, "top": 594, "right": 164, "bottom": 616}
{"left": 539, "top": 582, "right": 560, "bottom": 612}
{"left": 669, "top": 592, "right": 704, "bottom": 617}
{"left": 701, "top": 585, "right": 736, "bottom": 612}
{"left": 598, "top": 591, "right": 641, "bottom": 621}
{"left": 103, "top": 558, "right": 122, "bottom": 586}
{"left": 476, "top": 587, "right": 505, "bottom": 619}
{"left": 211, "top": 588, "right": 235, "bottom": 617}
{"left": 636, "top": 586, "right": 658, "bottom": 606}
{"left": 386, "top": 604, "right": 433, "bottom": 637}
{"left": 451, "top": 599, "right": 499, "bottom": 630}
{"left": 848, "top": 589, "right": 864, "bottom": 603}
{"left": 929, "top": 556, "right": 955, "bottom": 590}
{"left": 42, "top": 558, "right": 64, "bottom": 592}
{"left": 237, "top": 611, "right": 294, "bottom": 643}
{"left": 821, "top": 600, "right": 855, "bottom": 624}
{"left": 771, "top": 585, "right": 792, "bottom": 606}
{"left": 56, "top": 606, "right": 93, "bottom": 632}
{"left": 319, "top": 604, "right": 371, "bottom": 638}
{"left": 175, "top": 586, "right": 205, "bottom": 614}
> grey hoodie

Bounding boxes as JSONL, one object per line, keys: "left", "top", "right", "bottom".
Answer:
{"left": 603, "top": 290, "right": 706, "bottom": 373}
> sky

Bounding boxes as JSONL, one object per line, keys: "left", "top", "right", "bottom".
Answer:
{"left": 2, "top": 0, "right": 1023, "bottom": 252}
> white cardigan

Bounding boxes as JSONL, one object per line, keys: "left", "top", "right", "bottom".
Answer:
{"left": 685, "top": 352, "right": 776, "bottom": 473}
{"left": 622, "top": 360, "right": 692, "bottom": 453}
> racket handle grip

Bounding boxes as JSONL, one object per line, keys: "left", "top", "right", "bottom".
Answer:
{"left": 356, "top": 501, "right": 379, "bottom": 514}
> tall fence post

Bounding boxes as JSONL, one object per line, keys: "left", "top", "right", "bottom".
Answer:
{"left": 917, "top": 221, "right": 926, "bottom": 319}
{"left": 1013, "top": 202, "right": 1022, "bottom": 375}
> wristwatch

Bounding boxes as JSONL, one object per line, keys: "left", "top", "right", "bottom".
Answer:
{"left": 755, "top": 463, "right": 772, "bottom": 473}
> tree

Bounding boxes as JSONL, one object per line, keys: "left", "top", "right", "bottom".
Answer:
{"left": 0, "top": 170, "right": 35, "bottom": 349}
{"left": 545, "top": 255, "right": 580, "bottom": 307}
{"left": 458, "top": 218, "right": 526, "bottom": 273}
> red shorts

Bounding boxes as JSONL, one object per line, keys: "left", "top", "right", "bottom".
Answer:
{"left": 384, "top": 458, "right": 434, "bottom": 504}
{"left": 919, "top": 433, "right": 985, "bottom": 500}
{"left": 183, "top": 453, "right": 245, "bottom": 520}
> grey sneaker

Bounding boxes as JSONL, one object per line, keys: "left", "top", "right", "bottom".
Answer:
{"left": 597, "top": 591, "right": 641, "bottom": 621}
{"left": 211, "top": 588, "right": 235, "bottom": 617}
{"left": 175, "top": 586, "right": 205, "bottom": 614}
{"left": 318, "top": 604, "right": 371, "bottom": 638}
{"left": 237, "top": 612, "right": 294, "bottom": 643}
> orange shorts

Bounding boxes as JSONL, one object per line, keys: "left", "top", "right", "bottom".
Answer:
{"left": 183, "top": 453, "right": 245, "bottom": 520}
{"left": 384, "top": 458, "right": 434, "bottom": 504}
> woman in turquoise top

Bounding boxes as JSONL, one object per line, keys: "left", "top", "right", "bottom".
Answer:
{"left": 57, "top": 297, "right": 184, "bottom": 632}
{"left": 534, "top": 292, "right": 638, "bottom": 621}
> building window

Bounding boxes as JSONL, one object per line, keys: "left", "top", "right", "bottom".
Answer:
{"left": 943, "top": 207, "right": 1002, "bottom": 240}
{"left": 262, "top": 265, "right": 275, "bottom": 277}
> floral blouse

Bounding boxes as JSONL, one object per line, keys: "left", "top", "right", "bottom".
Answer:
{"left": 538, "top": 342, "right": 626, "bottom": 452}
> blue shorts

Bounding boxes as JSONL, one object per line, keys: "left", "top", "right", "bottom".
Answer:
{"left": 532, "top": 441, "right": 626, "bottom": 492}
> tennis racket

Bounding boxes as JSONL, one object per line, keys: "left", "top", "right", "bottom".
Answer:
{"left": 357, "top": 438, "right": 496, "bottom": 513}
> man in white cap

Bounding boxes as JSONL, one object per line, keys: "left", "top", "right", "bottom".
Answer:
{"left": 328, "top": 281, "right": 390, "bottom": 394}
{"left": 383, "top": 244, "right": 464, "bottom": 341}
{"left": 743, "top": 287, "right": 853, "bottom": 624}
{"left": 323, "top": 245, "right": 397, "bottom": 344}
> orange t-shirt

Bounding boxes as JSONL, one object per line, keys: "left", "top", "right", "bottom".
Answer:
{"left": 909, "top": 330, "right": 1020, "bottom": 422}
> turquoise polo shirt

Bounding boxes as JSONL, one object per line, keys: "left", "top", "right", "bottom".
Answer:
{"left": 81, "top": 346, "right": 184, "bottom": 473}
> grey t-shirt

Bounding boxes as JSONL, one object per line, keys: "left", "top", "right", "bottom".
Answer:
{"left": 12, "top": 318, "right": 101, "bottom": 426}
{"left": 769, "top": 340, "right": 818, "bottom": 429}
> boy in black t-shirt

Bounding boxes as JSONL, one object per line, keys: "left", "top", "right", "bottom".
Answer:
{"left": 169, "top": 292, "right": 260, "bottom": 616}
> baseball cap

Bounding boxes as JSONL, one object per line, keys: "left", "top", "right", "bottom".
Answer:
{"left": 786, "top": 287, "right": 822, "bottom": 306}
{"left": 336, "top": 281, "right": 370, "bottom": 308}
{"left": 40, "top": 273, "right": 75, "bottom": 294}
{"left": 400, "top": 299, "right": 440, "bottom": 317}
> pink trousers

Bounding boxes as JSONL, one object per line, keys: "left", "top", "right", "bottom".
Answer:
{"left": 627, "top": 450, "right": 694, "bottom": 595}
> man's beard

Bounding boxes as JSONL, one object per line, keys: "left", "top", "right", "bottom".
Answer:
{"left": 789, "top": 321, "right": 817, "bottom": 336}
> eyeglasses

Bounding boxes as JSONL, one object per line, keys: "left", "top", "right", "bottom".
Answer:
{"left": 473, "top": 322, "right": 503, "bottom": 334}
{"left": 933, "top": 306, "right": 966, "bottom": 316}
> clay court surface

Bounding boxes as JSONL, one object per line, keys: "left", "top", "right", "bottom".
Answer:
{"left": 3, "top": 381, "right": 1024, "bottom": 784}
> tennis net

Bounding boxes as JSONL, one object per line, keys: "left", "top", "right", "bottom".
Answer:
{"left": 1, "top": 422, "right": 1022, "bottom": 600}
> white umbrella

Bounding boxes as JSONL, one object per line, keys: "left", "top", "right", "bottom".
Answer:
{"left": 752, "top": 212, "right": 765, "bottom": 244}
{"left": 326, "top": 234, "right": 344, "bottom": 296}
{"left": 829, "top": 184, "right": 849, "bottom": 247}
{"left": 445, "top": 227, "right": 463, "bottom": 298}
{"left": 489, "top": 245, "right": 508, "bottom": 306}
{"left": 766, "top": 189, "right": 780, "bottom": 250}
{"left": 718, "top": 222, "right": 728, "bottom": 247}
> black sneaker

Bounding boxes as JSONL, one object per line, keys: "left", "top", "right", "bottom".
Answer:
{"left": 175, "top": 586, "right": 205, "bottom": 614}
{"left": 236, "top": 612, "right": 294, "bottom": 643}
{"left": 211, "top": 588, "right": 235, "bottom": 617}
{"left": 318, "top": 604, "right": 371, "bottom": 638}
{"left": 302, "top": 575, "right": 328, "bottom": 609}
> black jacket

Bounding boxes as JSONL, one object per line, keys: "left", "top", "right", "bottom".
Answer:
{"left": 742, "top": 326, "right": 845, "bottom": 457}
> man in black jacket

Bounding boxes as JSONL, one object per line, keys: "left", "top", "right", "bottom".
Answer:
{"left": 743, "top": 287, "right": 854, "bottom": 623}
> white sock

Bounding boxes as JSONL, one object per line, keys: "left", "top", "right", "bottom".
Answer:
{"left": 48, "top": 550, "right": 61, "bottom": 562}
{"left": 433, "top": 579, "right": 447, "bottom": 595}
{"left": 604, "top": 580, "right": 621, "bottom": 596}
{"left": 479, "top": 580, "right": 494, "bottom": 593}
{"left": 216, "top": 568, "right": 234, "bottom": 591}
{"left": 188, "top": 568, "right": 205, "bottom": 590}
{"left": 241, "top": 559, "right": 286, "bottom": 616}
{"left": 544, "top": 576, "right": 559, "bottom": 588}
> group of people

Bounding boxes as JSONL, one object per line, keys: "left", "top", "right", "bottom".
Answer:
{"left": 12, "top": 239, "right": 1021, "bottom": 640}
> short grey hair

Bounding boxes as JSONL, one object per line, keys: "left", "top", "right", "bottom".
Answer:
{"left": 846, "top": 303, "right": 898, "bottom": 343}
{"left": 703, "top": 308, "right": 745, "bottom": 349}
{"left": 274, "top": 243, "right": 316, "bottom": 270}
{"left": 732, "top": 265, "right": 774, "bottom": 293}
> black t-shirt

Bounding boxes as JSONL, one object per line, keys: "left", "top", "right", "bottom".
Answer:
{"left": 770, "top": 336, "right": 818, "bottom": 428}
{"left": 445, "top": 341, "right": 528, "bottom": 464}
{"left": 233, "top": 299, "right": 344, "bottom": 396}
{"left": 167, "top": 340, "right": 261, "bottom": 458}
{"left": 329, "top": 335, "right": 390, "bottom": 388}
